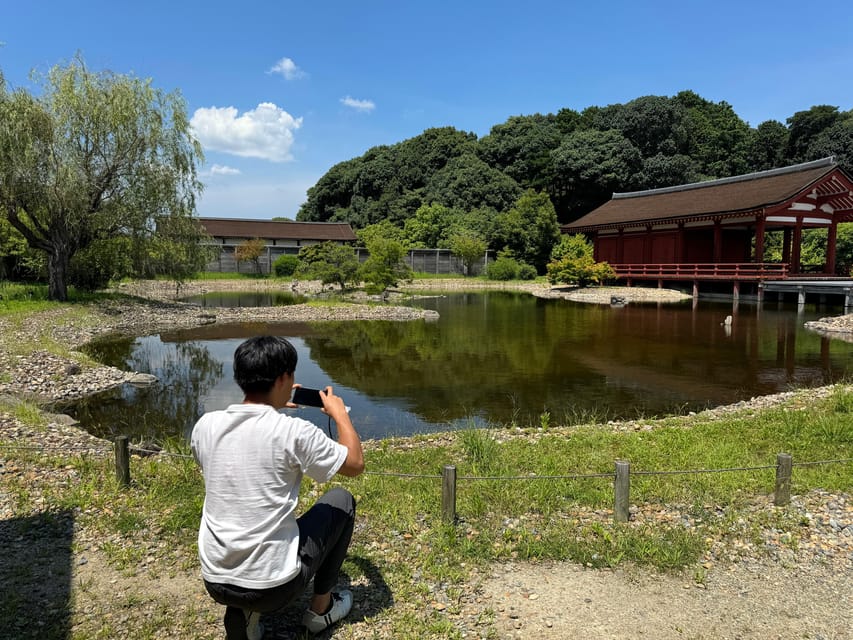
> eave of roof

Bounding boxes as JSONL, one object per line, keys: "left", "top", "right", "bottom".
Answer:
{"left": 198, "top": 217, "right": 357, "bottom": 241}
{"left": 563, "top": 157, "right": 848, "bottom": 232}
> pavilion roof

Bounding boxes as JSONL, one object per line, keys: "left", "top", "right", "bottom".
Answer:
{"left": 563, "top": 157, "right": 853, "bottom": 232}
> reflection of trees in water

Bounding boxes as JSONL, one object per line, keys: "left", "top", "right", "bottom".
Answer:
{"left": 76, "top": 337, "right": 224, "bottom": 441}
{"left": 304, "top": 293, "right": 603, "bottom": 421}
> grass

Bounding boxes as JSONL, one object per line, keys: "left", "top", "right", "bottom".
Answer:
{"left": 2, "top": 384, "right": 851, "bottom": 638}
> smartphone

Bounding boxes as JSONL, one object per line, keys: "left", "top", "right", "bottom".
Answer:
{"left": 292, "top": 386, "right": 324, "bottom": 407}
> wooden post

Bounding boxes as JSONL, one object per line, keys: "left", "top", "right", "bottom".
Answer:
{"left": 614, "top": 460, "right": 630, "bottom": 522}
{"left": 115, "top": 436, "right": 131, "bottom": 487}
{"left": 774, "top": 453, "right": 792, "bottom": 506}
{"left": 442, "top": 465, "right": 457, "bottom": 523}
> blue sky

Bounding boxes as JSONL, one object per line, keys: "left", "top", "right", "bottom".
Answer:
{"left": 3, "top": 1, "right": 852, "bottom": 220}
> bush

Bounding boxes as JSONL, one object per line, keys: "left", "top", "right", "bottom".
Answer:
{"left": 517, "top": 262, "right": 537, "bottom": 280}
{"left": 273, "top": 254, "right": 300, "bottom": 277}
{"left": 68, "top": 238, "right": 133, "bottom": 291}
{"left": 547, "top": 255, "right": 616, "bottom": 287}
{"left": 486, "top": 257, "right": 521, "bottom": 281}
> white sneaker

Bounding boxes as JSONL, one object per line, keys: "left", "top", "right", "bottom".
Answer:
{"left": 244, "top": 609, "right": 263, "bottom": 640}
{"left": 301, "top": 590, "right": 353, "bottom": 634}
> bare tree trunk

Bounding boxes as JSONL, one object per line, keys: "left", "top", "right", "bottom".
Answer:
{"left": 47, "top": 245, "right": 71, "bottom": 301}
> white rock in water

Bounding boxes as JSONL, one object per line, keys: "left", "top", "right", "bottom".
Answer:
{"left": 127, "top": 373, "right": 158, "bottom": 387}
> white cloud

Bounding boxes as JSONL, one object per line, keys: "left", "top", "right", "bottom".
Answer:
{"left": 208, "top": 164, "right": 241, "bottom": 176}
{"left": 268, "top": 57, "right": 306, "bottom": 80}
{"left": 191, "top": 103, "right": 303, "bottom": 162}
{"left": 340, "top": 96, "right": 376, "bottom": 113}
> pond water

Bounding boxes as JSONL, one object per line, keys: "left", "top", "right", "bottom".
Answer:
{"left": 179, "top": 291, "right": 307, "bottom": 307}
{"left": 71, "top": 292, "right": 853, "bottom": 441}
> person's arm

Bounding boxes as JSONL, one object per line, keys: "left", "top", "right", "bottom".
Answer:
{"left": 319, "top": 387, "right": 364, "bottom": 477}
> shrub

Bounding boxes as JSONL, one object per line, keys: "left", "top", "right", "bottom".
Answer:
{"left": 517, "top": 262, "right": 537, "bottom": 280}
{"left": 486, "top": 256, "right": 521, "bottom": 281}
{"left": 68, "top": 238, "right": 133, "bottom": 291}
{"left": 547, "top": 255, "right": 615, "bottom": 287}
{"left": 273, "top": 254, "right": 300, "bottom": 277}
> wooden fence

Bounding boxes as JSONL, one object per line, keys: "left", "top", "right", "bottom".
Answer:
{"left": 113, "top": 437, "right": 825, "bottom": 524}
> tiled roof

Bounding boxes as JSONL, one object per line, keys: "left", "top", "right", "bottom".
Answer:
{"left": 564, "top": 158, "right": 844, "bottom": 231}
{"left": 199, "top": 218, "right": 357, "bottom": 241}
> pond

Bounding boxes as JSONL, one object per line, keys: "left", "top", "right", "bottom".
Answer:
{"left": 179, "top": 291, "right": 308, "bottom": 307}
{"left": 70, "top": 292, "right": 853, "bottom": 441}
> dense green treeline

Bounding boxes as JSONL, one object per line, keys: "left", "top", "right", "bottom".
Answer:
{"left": 298, "top": 91, "right": 853, "bottom": 228}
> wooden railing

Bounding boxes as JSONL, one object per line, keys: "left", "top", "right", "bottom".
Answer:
{"left": 610, "top": 262, "right": 789, "bottom": 281}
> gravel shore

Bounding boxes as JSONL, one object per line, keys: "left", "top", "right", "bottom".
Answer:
{"left": 1, "top": 278, "right": 852, "bottom": 639}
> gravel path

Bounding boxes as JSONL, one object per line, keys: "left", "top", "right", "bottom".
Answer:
{"left": 1, "top": 279, "right": 852, "bottom": 639}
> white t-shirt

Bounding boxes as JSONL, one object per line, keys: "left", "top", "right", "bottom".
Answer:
{"left": 191, "top": 403, "right": 348, "bottom": 589}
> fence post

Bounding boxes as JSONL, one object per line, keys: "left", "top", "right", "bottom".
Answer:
{"left": 115, "top": 435, "right": 131, "bottom": 487}
{"left": 442, "top": 465, "right": 457, "bottom": 523}
{"left": 774, "top": 453, "right": 792, "bottom": 506}
{"left": 614, "top": 460, "right": 630, "bottom": 522}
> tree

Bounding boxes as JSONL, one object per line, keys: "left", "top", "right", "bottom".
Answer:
{"left": 359, "top": 238, "right": 412, "bottom": 293}
{"left": 0, "top": 215, "right": 44, "bottom": 280}
{"left": 547, "top": 254, "right": 615, "bottom": 287}
{"left": 0, "top": 58, "right": 204, "bottom": 300}
{"left": 744, "top": 120, "right": 789, "bottom": 171}
{"left": 448, "top": 232, "right": 487, "bottom": 276}
{"left": 403, "top": 203, "right": 457, "bottom": 248}
{"left": 141, "top": 215, "right": 216, "bottom": 289}
{"left": 786, "top": 105, "right": 842, "bottom": 163}
{"left": 551, "top": 233, "right": 593, "bottom": 261}
{"left": 806, "top": 115, "right": 853, "bottom": 173}
{"left": 356, "top": 220, "right": 408, "bottom": 247}
{"left": 641, "top": 153, "right": 698, "bottom": 189}
{"left": 234, "top": 237, "right": 266, "bottom": 274}
{"left": 477, "top": 114, "right": 562, "bottom": 190}
{"left": 548, "top": 129, "right": 643, "bottom": 220}
{"left": 494, "top": 190, "right": 561, "bottom": 273}
{"left": 297, "top": 242, "right": 360, "bottom": 290}
{"left": 424, "top": 153, "right": 522, "bottom": 213}
{"left": 547, "top": 234, "right": 614, "bottom": 287}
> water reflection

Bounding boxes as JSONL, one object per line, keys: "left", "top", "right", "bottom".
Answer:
{"left": 180, "top": 291, "right": 308, "bottom": 307}
{"left": 73, "top": 338, "right": 224, "bottom": 440}
{"left": 72, "top": 292, "right": 853, "bottom": 441}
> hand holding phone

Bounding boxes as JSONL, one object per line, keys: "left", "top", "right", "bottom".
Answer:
{"left": 291, "top": 386, "right": 324, "bottom": 407}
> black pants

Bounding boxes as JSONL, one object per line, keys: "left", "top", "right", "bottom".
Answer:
{"left": 204, "top": 487, "right": 356, "bottom": 640}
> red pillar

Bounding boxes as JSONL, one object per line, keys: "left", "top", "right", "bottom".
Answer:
{"left": 782, "top": 228, "right": 792, "bottom": 265}
{"left": 791, "top": 217, "right": 803, "bottom": 274}
{"left": 617, "top": 229, "right": 624, "bottom": 263}
{"left": 676, "top": 222, "right": 685, "bottom": 263}
{"left": 754, "top": 216, "right": 766, "bottom": 263}
{"left": 826, "top": 220, "right": 838, "bottom": 275}
{"left": 713, "top": 220, "right": 722, "bottom": 262}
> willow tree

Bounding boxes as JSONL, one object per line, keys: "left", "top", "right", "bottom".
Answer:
{"left": 0, "top": 59, "right": 203, "bottom": 300}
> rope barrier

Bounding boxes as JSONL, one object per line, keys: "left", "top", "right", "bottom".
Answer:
{"left": 459, "top": 472, "right": 614, "bottom": 481}
{"left": 1, "top": 443, "right": 851, "bottom": 481}
{"left": 128, "top": 446, "right": 193, "bottom": 460}
{"left": 794, "top": 457, "right": 853, "bottom": 467}
{"left": 633, "top": 464, "right": 776, "bottom": 476}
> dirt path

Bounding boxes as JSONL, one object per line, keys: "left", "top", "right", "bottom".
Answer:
{"left": 480, "top": 559, "right": 852, "bottom": 640}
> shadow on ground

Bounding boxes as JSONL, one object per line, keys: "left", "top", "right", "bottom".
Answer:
{"left": 0, "top": 509, "right": 75, "bottom": 639}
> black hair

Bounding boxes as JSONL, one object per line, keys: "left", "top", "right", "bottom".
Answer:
{"left": 233, "top": 336, "right": 298, "bottom": 395}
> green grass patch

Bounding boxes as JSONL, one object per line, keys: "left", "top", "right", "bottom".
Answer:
{"left": 1, "top": 383, "right": 851, "bottom": 638}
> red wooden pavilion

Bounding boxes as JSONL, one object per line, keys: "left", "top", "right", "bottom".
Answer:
{"left": 562, "top": 157, "right": 853, "bottom": 295}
